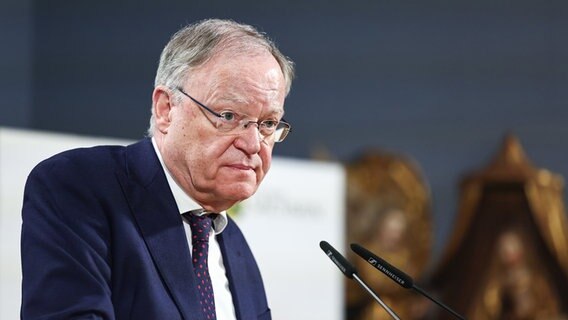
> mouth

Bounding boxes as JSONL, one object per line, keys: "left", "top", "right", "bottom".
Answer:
{"left": 226, "top": 163, "right": 255, "bottom": 171}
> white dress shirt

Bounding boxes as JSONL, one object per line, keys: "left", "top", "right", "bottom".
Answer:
{"left": 152, "top": 138, "right": 236, "bottom": 320}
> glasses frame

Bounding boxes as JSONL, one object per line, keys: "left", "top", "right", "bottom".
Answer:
{"left": 175, "top": 87, "right": 291, "bottom": 143}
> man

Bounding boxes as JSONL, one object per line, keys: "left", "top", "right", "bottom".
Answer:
{"left": 21, "top": 19, "right": 294, "bottom": 320}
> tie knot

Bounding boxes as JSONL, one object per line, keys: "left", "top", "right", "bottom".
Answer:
{"left": 186, "top": 212, "right": 213, "bottom": 244}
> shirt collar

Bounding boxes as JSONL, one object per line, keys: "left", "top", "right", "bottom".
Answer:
{"left": 151, "top": 137, "right": 228, "bottom": 234}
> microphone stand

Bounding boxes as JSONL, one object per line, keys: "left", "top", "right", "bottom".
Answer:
{"left": 412, "top": 285, "right": 465, "bottom": 320}
{"left": 352, "top": 274, "right": 401, "bottom": 320}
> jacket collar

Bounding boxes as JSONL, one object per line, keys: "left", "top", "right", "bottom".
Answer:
{"left": 117, "top": 138, "right": 203, "bottom": 319}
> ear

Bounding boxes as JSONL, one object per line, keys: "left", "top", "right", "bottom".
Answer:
{"left": 152, "top": 86, "right": 174, "bottom": 134}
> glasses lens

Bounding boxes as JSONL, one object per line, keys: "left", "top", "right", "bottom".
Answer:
{"left": 274, "top": 122, "right": 291, "bottom": 143}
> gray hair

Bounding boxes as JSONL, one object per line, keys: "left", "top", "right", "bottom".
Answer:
{"left": 147, "top": 19, "right": 295, "bottom": 136}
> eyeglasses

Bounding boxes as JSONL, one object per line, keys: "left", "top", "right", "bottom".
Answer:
{"left": 175, "top": 87, "right": 291, "bottom": 143}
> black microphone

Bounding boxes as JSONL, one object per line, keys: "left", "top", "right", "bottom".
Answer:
{"left": 319, "top": 241, "right": 400, "bottom": 320}
{"left": 351, "top": 243, "right": 466, "bottom": 320}
{"left": 319, "top": 240, "right": 357, "bottom": 278}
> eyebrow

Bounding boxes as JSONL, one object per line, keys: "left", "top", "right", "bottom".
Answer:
{"left": 217, "top": 95, "right": 250, "bottom": 106}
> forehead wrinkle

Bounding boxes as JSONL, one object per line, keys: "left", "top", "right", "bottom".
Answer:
{"left": 205, "top": 77, "right": 283, "bottom": 109}
{"left": 194, "top": 54, "right": 285, "bottom": 115}
{"left": 203, "top": 75, "right": 250, "bottom": 105}
{"left": 207, "top": 91, "right": 251, "bottom": 110}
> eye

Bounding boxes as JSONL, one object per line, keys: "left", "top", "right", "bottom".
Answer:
{"left": 219, "top": 111, "right": 236, "bottom": 122}
{"left": 261, "top": 120, "right": 279, "bottom": 129}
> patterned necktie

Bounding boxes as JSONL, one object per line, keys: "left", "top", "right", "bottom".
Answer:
{"left": 187, "top": 212, "right": 217, "bottom": 319}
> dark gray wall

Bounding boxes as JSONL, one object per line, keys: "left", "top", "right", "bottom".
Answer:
{"left": 3, "top": 0, "right": 568, "bottom": 257}
{"left": 0, "top": 0, "right": 32, "bottom": 127}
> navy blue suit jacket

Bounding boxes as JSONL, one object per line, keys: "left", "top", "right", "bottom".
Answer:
{"left": 21, "top": 138, "right": 271, "bottom": 320}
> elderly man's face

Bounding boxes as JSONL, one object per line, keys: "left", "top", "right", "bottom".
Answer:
{"left": 154, "top": 51, "right": 287, "bottom": 212}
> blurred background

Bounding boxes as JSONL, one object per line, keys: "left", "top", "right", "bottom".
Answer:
{"left": 2, "top": 0, "right": 568, "bottom": 319}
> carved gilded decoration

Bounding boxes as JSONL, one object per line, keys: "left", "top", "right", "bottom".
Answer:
{"left": 432, "top": 134, "right": 568, "bottom": 319}
{"left": 345, "top": 151, "right": 432, "bottom": 320}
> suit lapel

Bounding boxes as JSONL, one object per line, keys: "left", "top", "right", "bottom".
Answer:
{"left": 116, "top": 139, "right": 203, "bottom": 320}
{"left": 217, "top": 221, "right": 255, "bottom": 320}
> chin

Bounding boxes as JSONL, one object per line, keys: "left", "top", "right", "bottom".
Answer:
{"left": 221, "top": 182, "right": 258, "bottom": 202}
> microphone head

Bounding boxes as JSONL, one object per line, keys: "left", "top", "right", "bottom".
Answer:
{"left": 320, "top": 241, "right": 357, "bottom": 279}
{"left": 350, "top": 243, "right": 413, "bottom": 289}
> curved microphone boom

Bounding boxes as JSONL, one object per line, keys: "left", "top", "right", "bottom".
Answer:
{"left": 319, "top": 241, "right": 400, "bottom": 320}
{"left": 350, "top": 243, "right": 466, "bottom": 320}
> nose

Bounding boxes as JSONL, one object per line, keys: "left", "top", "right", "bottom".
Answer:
{"left": 234, "top": 121, "right": 262, "bottom": 154}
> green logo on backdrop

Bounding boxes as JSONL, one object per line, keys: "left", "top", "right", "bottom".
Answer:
{"left": 227, "top": 202, "right": 243, "bottom": 218}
